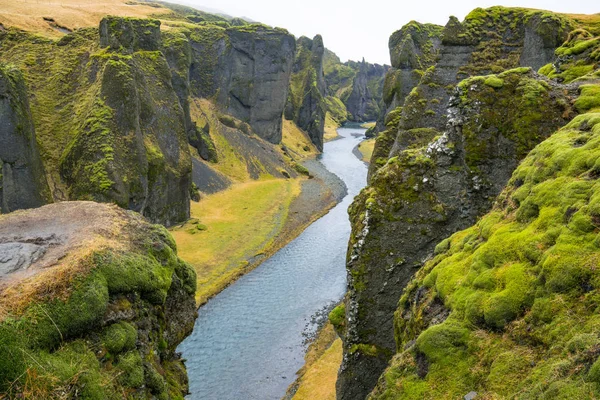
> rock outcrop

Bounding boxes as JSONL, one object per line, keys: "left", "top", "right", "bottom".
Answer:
{"left": 323, "top": 50, "right": 389, "bottom": 123}
{"left": 0, "top": 65, "right": 50, "bottom": 213}
{"left": 338, "top": 7, "right": 600, "bottom": 400}
{"left": 0, "top": 201, "right": 197, "bottom": 398}
{"left": 285, "top": 35, "right": 328, "bottom": 151}
{"left": 188, "top": 24, "right": 296, "bottom": 144}
{"left": 371, "top": 101, "right": 600, "bottom": 400}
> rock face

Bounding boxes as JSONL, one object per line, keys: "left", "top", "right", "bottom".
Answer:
{"left": 370, "top": 105, "right": 600, "bottom": 400}
{"left": 188, "top": 24, "right": 296, "bottom": 144}
{"left": 0, "top": 201, "right": 197, "bottom": 398}
{"left": 343, "top": 60, "right": 388, "bottom": 122}
{"left": 62, "top": 17, "right": 192, "bottom": 226}
{"left": 336, "top": 7, "right": 581, "bottom": 392}
{"left": 0, "top": 18, "right": 193, "bottom": 226}
{"left": 0, "top": 65, "right": 49, "bottom": 213}
{"left": 338, "top": 7, "right": 598, "bottom": 400}
{"left": 323, "top": 50, "right": 389, "bottom": 123}
{"left": 285, "top": 35, "right": 328, "bottom": 151}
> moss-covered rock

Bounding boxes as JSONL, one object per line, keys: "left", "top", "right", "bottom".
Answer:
{"left": 0, "top": 64, "right": 50, "bottom": 213}
{"left": 337, "top": 67, "right": 575, "bottom": 400}
{"left": 0, "top": 201, "right": 197, "bottom": 398}
{"left": 370, "top": 110, "right": 600, "bottom": 399}
{"left": 188, "top": 24, "right": 296, "bottom": 144}
{"left": 0, "top": 19, "right": 193, "bottom": 226}
{"left": 285, "top": 35, "right": 327, "bottom": 151}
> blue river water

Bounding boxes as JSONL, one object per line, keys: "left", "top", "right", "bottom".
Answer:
{"left": 178, "top": 126, "right": 368, "bottom": 400}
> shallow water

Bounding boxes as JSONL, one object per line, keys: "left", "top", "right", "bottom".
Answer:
{"left": 178, "top": 127, "right": 368, "bottom": 400}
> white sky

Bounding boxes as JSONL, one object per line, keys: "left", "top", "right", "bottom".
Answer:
{"left": 175, "top": 0, "right": 599, "bottom": 65}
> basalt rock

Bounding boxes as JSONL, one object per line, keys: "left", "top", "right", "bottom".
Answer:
{"left": 370, "top": 8, "right": 573, "bottom": 177}
{"left": 188, "top": 24, "right": 296, "bottom": 144}
{"left": 337, "top": 66, "right": 576, "bottom": 400}
{"left": 0, "top": 18, "right": 193, "bottom": 226}
{"left": 323, "top": 50, "right": 389, "bottom": 123}
{"left": 0, "top": 65, "right": 50, "bottom": 213}
{"left": 285, "top": 35, "right": 327, "bottom": 151}
{"left": 60, "top": 18, "right": 192, "bottom": 226}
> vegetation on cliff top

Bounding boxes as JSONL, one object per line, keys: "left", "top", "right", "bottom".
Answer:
{"left": 0, "top": 204, "right": 196, "bottom": 399}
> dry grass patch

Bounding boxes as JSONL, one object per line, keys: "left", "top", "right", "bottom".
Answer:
{"left": 358, "top": 138, "right": 375, "bottom": 163}
{"left": 171, "top": 179, "right": 300, "bottom": 305}
{"left": 282, "top": 119, "right": 319, "bottom": 159}
{"left": 292, "top": 337, "right": 342, "bottom": 400}
{"left": 0, "top": 0, "right": 170, "bottom": 37}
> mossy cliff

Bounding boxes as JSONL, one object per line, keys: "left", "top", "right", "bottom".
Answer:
{"left": 323, "top": 49, "right": 389, "bottom": 124}
{"left": 370, "top": 7, "right": 573, "bottom": 177}
{"left": 0, "top": 64, "right": 50, "bottom": 213}
{"left": 285, "top": 35, "right": 328, "bottom": 151}
{"left": 0, "top": 201, "right": 197, "bottom": 398}
{"left": 0, "top": 18, "right": 192, "bottom": 226}
{"left": 338, "top": 7, "right": 600, "bottom": 399}
{"left": 337, "top": 66, "right": 575, "bottom": 399}
{"left": 187, "top": 23, "right": 296, "bottom": 144}
{"left": 370, "top": 110, "right": 600, "bottom": 400}
{"left": 372, "top": 22, "right": 442, "bottom": 146}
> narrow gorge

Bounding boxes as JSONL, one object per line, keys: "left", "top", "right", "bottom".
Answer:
{"left": 0, "top": 1, "right": 599, "bottom": 400}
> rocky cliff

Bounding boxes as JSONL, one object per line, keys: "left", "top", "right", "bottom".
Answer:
{"left": 188, "top": 24, "right": 296, "bottom": 144}
{"left": 0, "top": 18, "right": 193, "bottom": 226}
{"left": 324, "top": 50, "right": 389, "bottom": 123}
{"left": 337, "top": 7, "right": 596, "bottom": 399}
{"left": 285, "top": 35, "right": 328, "bottom": 151}
{"left": 371, "top": 52, "right": 600, "bottom": 397}
{"left": 0, "top": 201, "right": 197, "bottom": 398}
{"left": 0, "top": 65, "right": 50, "bottom": 213}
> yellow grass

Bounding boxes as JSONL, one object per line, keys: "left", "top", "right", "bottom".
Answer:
{"left": 292, "top": 338, "right": 343, "bottom": 400}
{"left": 360, "top": 121, "right": 376, "bottom": 129}
{"left": 0, "top": 0, "right": 170, "bottom": 37}
{"left": 358, "top": 138, "right": 375, "bottom": 163}
{"left": 282, "top": 119, "right": 319, "bottom": 159}
{"left": 171, "top": 179, "right": 300, "bottom": 305}
{"left": 324, "top": 112, "right": 340, "bottom": 142}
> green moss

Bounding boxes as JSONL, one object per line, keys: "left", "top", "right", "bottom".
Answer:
{"left": 292, "top": 162, "right": 310, "bottom": 176}
{"left": 483, "top": 76, "right": 504, "bottom": 88}
{"left": 575, "top": 84, "right": 600, "bottom": 112}
{"left": 328, "top": 304, "right": 346, "bottom": 330}
{"left": 116, "top": 350, "right": 144, "bottom": 388}
{"left": 102, "top": 321, "right": 137, "bottom": 354}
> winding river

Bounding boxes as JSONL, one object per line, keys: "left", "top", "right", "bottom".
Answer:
{"left": 179, "top": 126, "right": 368, "bottom": 400}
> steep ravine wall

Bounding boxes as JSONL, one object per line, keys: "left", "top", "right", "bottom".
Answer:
{"left": 336, "top": 7, "right": 588, "bottom": 399}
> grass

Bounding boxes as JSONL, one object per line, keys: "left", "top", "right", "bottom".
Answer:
{"left": 290, "top": 321, "right": 342, "bottom": 400}
{"left": 282, "top": 119, "right": 319, "bottom": 159}
{"left": 360, "top": 122, "right": 376, "bottom": 129}
{"left": 358, "top": 138, "right": 376, "bottom": 163}
{"left": 171, "top": 179, "right": 300, "bottom": 305}
{"left": 0, "top": 0, "right": 170, "bottom": 37}
{"left": 324, "top": 112, "right": 340, "bottom": 142}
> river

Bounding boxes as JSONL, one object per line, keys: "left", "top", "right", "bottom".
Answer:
{"left": 178, "top": 126, "right": 368, "bottom": 400}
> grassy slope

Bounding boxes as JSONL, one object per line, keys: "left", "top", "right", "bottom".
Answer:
{"left": 292, "top": 339, "right": 343, "bottom": 400}
{"left": 286, "top": 323, "right": 342, "bottom": 400}
{"left": 176, "top": 99, "right": 323, "bottom": 305}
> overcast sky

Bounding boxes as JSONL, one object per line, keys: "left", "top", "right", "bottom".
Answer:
{"left": 175, "top": 0, "right": 598, "bottom": 65}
